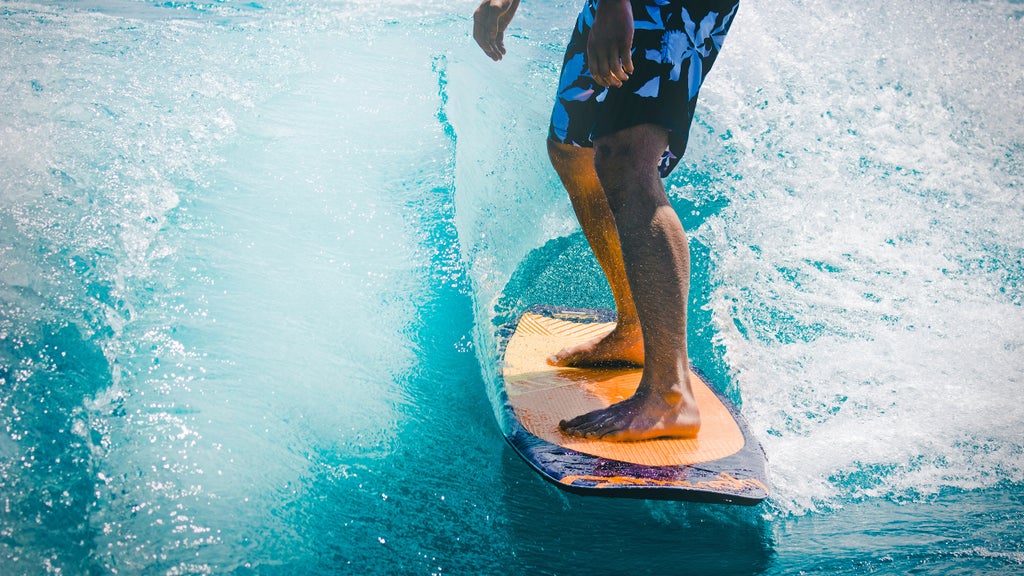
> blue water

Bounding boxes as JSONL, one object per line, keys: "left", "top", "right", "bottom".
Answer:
{"left": 1, "top": 0, "right": 1022, "bottom": 573}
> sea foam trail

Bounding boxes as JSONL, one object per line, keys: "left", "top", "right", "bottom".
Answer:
{"left": 1, "top": 1, "right": 460, "bottom": 572}
{"left": 688, "top": 0, "right": 1024, "bottom": 512}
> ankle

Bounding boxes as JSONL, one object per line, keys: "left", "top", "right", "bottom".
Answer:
{"left": 613, "top": 317, "right": 641, "bottom": 334}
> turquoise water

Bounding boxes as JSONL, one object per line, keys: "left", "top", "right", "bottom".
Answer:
{"left": 1, "top": 0, "right": 1022, "bottom": 573}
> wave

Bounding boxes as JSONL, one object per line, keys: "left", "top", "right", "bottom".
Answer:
{"left": 1, "top": 3, "right": 1022, "bottom": 573}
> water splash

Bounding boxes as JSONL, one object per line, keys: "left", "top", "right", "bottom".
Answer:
{"left": 684, "top": 0, "right": 1024, "bottom": 514}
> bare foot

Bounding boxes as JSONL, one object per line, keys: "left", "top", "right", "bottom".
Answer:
{"left": 547, "top": 323, "right": 644, "bottom": 367}
{"left": 558, "top": 375, "right": 701, "bottom": 441}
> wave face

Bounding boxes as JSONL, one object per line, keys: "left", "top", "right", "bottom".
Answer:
{"left": 1, "top": 0, "right": 1022, "bottom": 573}
{"left": 1, "top": 1, "right": 473, "bottom": 572}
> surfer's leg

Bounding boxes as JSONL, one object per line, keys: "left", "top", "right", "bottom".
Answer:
{"left": 559, "top": 123, "right": 700, "bottom": 441}
{"left": 545, "top": 0, "right": 642, "bottom": 367}
{"left": 546, "top": 139, "right": 643, "bottom": 367}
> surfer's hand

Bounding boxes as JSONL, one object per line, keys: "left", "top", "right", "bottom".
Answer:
{"left": 587, "top": 0, "right": 634, "bottom": 88}
{"left": 474, "top": 0, "right": 521, "bottom": 61}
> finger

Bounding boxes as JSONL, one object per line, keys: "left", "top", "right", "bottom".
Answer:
{"left": 478, "top": 35, "right": 501, "bottom": 61}
{"left": 586, "top": 38, "right": 605, "bottom": 86}
{"left": 590, "top": 50, "right": 615, "bottom": 88}
{"left": 621, "top": 46, "right": 634, "bottom": 77}
{"left": 496, "top": 15, "right": 514, "bottom": 56}
{"left": 476, "top": 37, "right": 501, "bottom": 61}
{"left": 586, "top": 52, "right": 603, "bottom": 87}
{"left": 472, "top": 29, "right": 496, "bottom": 60}
{"left": 603, "top": 50, "right": 626, "bottom": 88}
{"left": 606, "top": 55, "right": 626, "bottom": 85}
{"left": 495, "top": 30, "right": 507, "bottom": 57}
{"left": 598, "top": 40, "right": 623, "bottom": 81}
{"left": 607, "top": 43, "right": 633, "bottom": 84}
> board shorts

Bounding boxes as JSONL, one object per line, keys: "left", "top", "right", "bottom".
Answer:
{"left": 549, "top": 0, "right": 740, "bottom": 177}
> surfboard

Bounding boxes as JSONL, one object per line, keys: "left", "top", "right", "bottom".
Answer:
{"left": 497, "top": 306, "right": 769, "bottom": 505}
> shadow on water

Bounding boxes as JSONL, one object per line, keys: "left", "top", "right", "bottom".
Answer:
{"left": 498, "top": 445, "right": 774, "bottom": 575}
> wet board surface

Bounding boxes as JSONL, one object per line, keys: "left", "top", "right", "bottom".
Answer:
{"left": 497, "top": 306, "right": 769, "bottom": 504}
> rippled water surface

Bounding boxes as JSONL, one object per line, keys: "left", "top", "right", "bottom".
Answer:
{"left": 1, "top": 0, "right": 1022, "bottom": 573}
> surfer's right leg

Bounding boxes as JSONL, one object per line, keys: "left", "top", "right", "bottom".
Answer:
{"left": 544, "top": 2, "right": 644, "bottom": 368}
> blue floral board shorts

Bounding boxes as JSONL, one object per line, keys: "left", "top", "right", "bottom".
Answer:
{"left": 549, "top": 0, "right": 740, "bottom": 177}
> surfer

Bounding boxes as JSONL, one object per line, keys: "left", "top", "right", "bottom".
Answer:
{"left": 474, "top": 0, "right": 739, "bottom": 441}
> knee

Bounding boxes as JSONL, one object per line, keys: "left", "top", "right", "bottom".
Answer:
{"left": 592, "top": 139, "right": 637, "bottom": 191}
{"left": 593, "top": 139, "right": 659, "bottom": 213}
{"left": 592, "top": 125, "right": 667, "bottom": 196}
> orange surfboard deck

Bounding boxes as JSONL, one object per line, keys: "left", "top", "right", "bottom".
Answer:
{"left": 497, "top": 307, "right": 769, "bottom": 504}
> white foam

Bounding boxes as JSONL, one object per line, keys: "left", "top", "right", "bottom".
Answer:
{"left": 688, "top": 0, "right": 1024, "bottom": 513}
